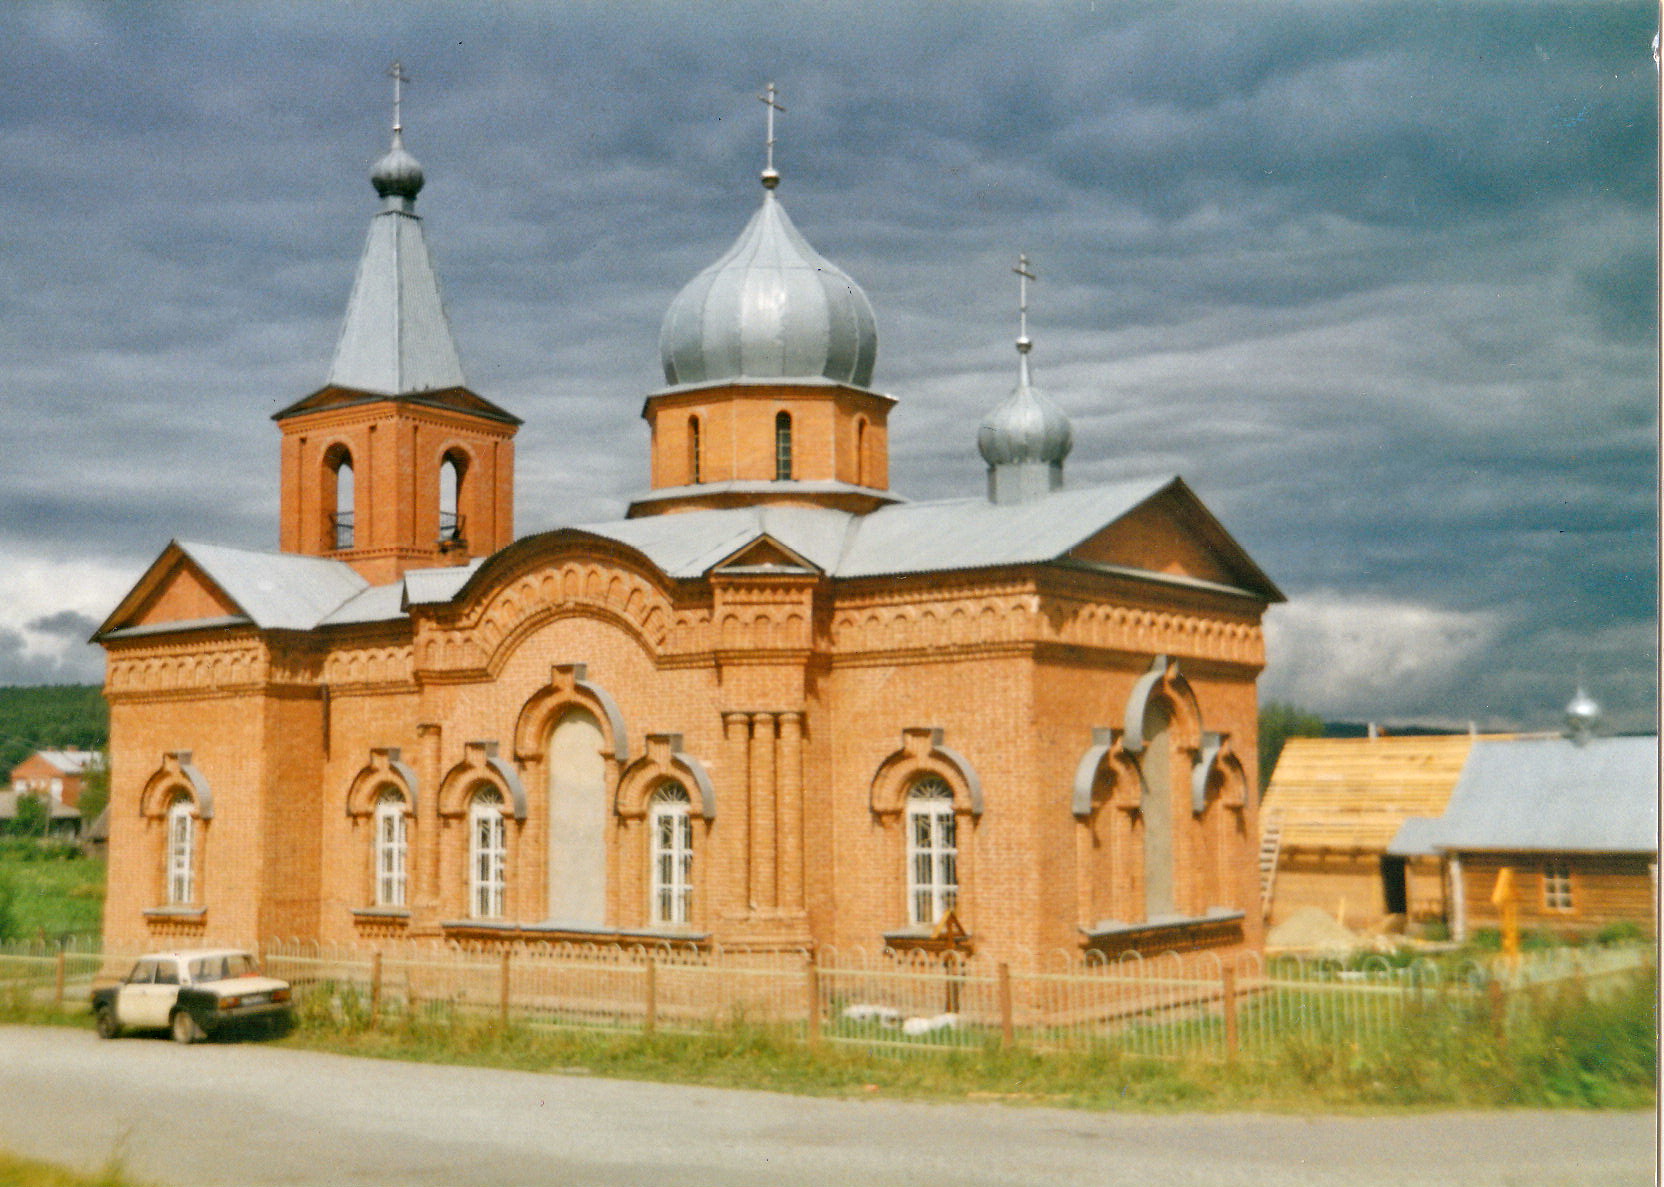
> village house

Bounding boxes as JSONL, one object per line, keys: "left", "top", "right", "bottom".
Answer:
{"left": 95, "top": 99, "right": 1282, "bottom": 968}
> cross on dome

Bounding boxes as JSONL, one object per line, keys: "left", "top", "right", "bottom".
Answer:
{"left": 388, "top": 60, "right": 411, "bottom": 134}
{"left": 1014, "top": 253, "right": 1036, "bottom": 353}
{"left": 758, "top": 81, "right": 786, "bottom": 189}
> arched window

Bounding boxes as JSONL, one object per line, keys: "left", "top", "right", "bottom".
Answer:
{"left": 649, "top": 783, "right": 693, "bottom": 926}
{"left": 373, "top": 789, "right": 408, "bottom": 908}
{"left": 774, "top": 411, "right": 793, "bottom": 481}
{"left": 905, "top": 777, "right": 957, "bottom": 927}
{"left": 855, "top": 417, "right": 867, "bottom": 487}
{"left": 468, "top": 787, "right": 506, "bottom": 919}
{"left": 439, "top": 452, "right": 466, "bottom": 545}
{"left": 166, "top": 793, "right": 196, "bottom": 905}
{"left": 326, "top": 446, "right": 355, "bottom": 550}
{"left": 687, "top": 416, "right": 702, "bottom": 485}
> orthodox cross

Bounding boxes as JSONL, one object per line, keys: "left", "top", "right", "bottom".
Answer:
{"left": 758, "top": 82, "right": 786, "bottom": 177}
{"left": 388, "top": 60, "right": 411, "bottom": 134}
{"left": 1014, "top": 254, "right": 1037, "bottom": 347}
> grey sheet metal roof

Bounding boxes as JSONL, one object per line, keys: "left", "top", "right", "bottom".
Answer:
{"left": 1427, "top": 736, "right": 1658, "bottom": 855}
{"left": 402, "top": 560, "right": 486, "bottom": 607}
{"left": 325, "top": 138, "right": 466, "bottom": 396}
{"left": 174, "top": 541, "right": 367, "bottom": 630}
{"left": 318, "top": 579, "right": 410, "bottom": 626}
{"left": 1385, "top": 816, "right": 1443, "bottom": 858}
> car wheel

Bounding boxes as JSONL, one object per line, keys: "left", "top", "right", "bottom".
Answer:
{"left": 170, "top": 1010, "right": 203, "bottom": 1045}
{"left": 95, "top": 1005, "right": 121, "bottom": 1040}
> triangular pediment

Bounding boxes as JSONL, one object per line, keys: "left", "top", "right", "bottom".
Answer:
{"left": 96, "top": 545, "right": 248, "bottom": 639}
{"left": 273, "top": 384, "right": 520, "bottom": 425}
{"left": 709, "top": 534, "right": 822, "bottom": 575}
{"left": 1069, "top": 481, "right": 1283, "bottom": 601}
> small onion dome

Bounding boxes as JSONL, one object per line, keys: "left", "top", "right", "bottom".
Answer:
{"left": 371, "top": 131, "right": 424, "bottom": 201}
{"left": 660, "top": 189, "right": 877, "bottom": 388}
{"left": 1565, "top": 684, "right": 1601, "bottom": 740}
{"left": 977, "top": 347, "right": 1073, "bottom": 468}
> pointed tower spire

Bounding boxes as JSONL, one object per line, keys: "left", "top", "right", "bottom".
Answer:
{"left": 325, "top": 62, "right": 465, "bottom": 396}
{"left": 978, "top": 254, "right": 1073, "bottom": 504}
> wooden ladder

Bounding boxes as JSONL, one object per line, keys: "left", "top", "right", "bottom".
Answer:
{"left": 1258, "top": 812, "right": 1283, "bottom": 920}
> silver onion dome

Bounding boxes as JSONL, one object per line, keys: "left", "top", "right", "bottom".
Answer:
{"left": 1565, "top": 684, "right": 1601, "bottom": 744}
{"left": 978, "top": 346, "right": 1073, "bottom": 469}
{"left": 660, "top": 187, "right": 878, "bottom": 388}
{"left": 371, "top": 131, "right": 424, "bottom": 202}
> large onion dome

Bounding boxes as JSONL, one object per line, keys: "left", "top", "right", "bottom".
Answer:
{"left": 660, "top": 185, "right": 878, "bottom": 388}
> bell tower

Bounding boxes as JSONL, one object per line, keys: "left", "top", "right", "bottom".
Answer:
{"left": 275, "top": 65, "right": 519, "bottom": 584}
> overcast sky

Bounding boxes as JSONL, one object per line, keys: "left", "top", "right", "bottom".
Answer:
{"left": 0, "top": 2, "right": 1656, "bottom": 733}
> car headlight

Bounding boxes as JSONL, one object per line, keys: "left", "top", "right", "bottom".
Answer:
{"left": 219, "top": 996, "right": 241, "bottom": 1010}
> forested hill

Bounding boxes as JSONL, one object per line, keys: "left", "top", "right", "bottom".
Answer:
{"left": 0, "top": 685, "right": 107, "bottom": 773}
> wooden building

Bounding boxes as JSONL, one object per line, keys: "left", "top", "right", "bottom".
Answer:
{"left": 1258, "top": 734, "right": 1509, "bottom": 929}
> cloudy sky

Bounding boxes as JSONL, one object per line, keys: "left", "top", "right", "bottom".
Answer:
{"left": 0, "top": 2, "right": 1656, "bottom": 732}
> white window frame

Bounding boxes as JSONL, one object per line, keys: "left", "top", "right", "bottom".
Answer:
{"left": 469, "top": 788, "right": 506, "bottom": 919}
{"left": 373, "top": 790, "right": 409, "bottom": 908}
{"left": 1543, "top": 858, "right": 1574, "bottom": 912}
{"left": 649, "top": 783, "right": 694, "bottom": 927}
{"left": 905, "top": 777, "right": 958, "bottom": 927}
{"left": 166, "top": 794, "right": 195, "bottom": 905}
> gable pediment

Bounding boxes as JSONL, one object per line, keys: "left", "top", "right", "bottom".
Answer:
{"left": 709, "top": 534, "right": 821, "bottom": 576}
{"left": 97, "top": 546, "right": 247, "bottom": 640}
{"left": 1068, "top": 482, "right": 1283, "bottom": 601}
{"left": 273, "top": 384, "right": 521, "bottom": 426}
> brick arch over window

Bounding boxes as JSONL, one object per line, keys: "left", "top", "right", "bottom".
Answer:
{"left": 1070, "top": 729, "right": 1143, "bottom": 820}
{"left": 1192, "top": 735, "right": 1248, "bottom": 815}
{"left": 437, "top": 741, "right": 526, "bottom": 821}
{"left": 138, "top": 751, "right": 214, "bottom": 821}
{"left": 345, "top": 747, "right": 421, "bottom": 817}
{"left": 1122, "top": 654, "right": 1204, "bottom": 757}
{"left": 616, "top": 733, "right": 716, "bottom": 820}
{"left": 870, "top": 727, "right": 983, "bottom": 818}
{"left": 512, "top": 662, "right": 630, "bottom": 765}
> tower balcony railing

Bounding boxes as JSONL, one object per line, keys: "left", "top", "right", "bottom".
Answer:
{"left": 331, "top": 512, "right": 354, "bottom": 551}
{"left": 438, "top": 511, "right": 466, "bottom": 549}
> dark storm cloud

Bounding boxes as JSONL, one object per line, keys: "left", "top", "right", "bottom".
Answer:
{"left": 0, "top": 2, "right": 1654, "bottom": 729}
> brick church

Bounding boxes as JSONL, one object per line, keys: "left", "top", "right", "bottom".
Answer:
{"left": 97, "top": 99, "right": 1282, "bottom": 967}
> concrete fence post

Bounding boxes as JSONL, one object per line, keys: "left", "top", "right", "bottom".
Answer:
{"left": 644, "top": 957, "right": 658, "bottom": 1036}
{"left": 805, "top": 953, "right": 821, "bottom": 1048}
{"left": 499, "top": 950, "right": 511, "bottom": 1029}
{"left": 369, "top": 950, "right": 383, "bottom": 1025}
{"left": 1221, "top": 964, "right": 1239, "bottom": 1060}
{"left": 998, "top": 962, "right": 1014, "bottom": 1050}
{"left": 53, "top": 950, "right": 66, "bottom": 1010}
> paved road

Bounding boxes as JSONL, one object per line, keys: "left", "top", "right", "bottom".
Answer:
{"left": 0, "top": 1027, "right": 1653, "bottom": 1186}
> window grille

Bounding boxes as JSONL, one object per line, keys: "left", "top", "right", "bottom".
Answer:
{"left": 166, "top": 795, "right": 195, "bottom": 905}
{"left": 469, "top": 789, "right": 506, "bottom": 919}
{"left": 650, "top": 784, "right": 694, "bottom": 926}
{"left": 774, "top": 412, "right": 793, "bottom": 481}
{"left": 374, "top": 790, "right": 408, "bottom": 908}
{"left": 688, "top": 416, "right": 702, "bottom": 484}
{"left": 905, "top": 777, "right": 957, "bottom": 927}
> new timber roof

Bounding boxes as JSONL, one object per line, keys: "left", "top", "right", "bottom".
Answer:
{"left": 1261, "top": 734, "right": 1511, "bottom": 853}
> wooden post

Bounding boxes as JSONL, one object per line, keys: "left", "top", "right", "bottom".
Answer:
{"left": 52, "top": 950, "right": 65, "bottom": 1010}
{"left": 369, "top": 950, "right": 383, "bottom": 1025}
{"left": 499, "top": 950, "right": 511, "bottom": 1029}
{"left": 997, "top": 962, "right": 1014, "bottom": 1050}
{"left": 805, "top": 953, "right": 821, "bottom": 1048}
{"left": 1221, "top": 964, "right": 1239, "bottom": 1060}
{"left": 644, "top": 958, "right": 658, "bottom": 1036}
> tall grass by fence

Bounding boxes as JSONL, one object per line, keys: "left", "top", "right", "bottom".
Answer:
{"left": 2, "top": 936, "right": 1650, "bottom": 1065}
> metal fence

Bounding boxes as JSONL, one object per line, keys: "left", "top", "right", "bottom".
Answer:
{"left": 1, "top": 936, "right": 1651, "bottom": 1063}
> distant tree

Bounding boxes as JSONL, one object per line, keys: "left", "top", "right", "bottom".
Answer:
{"left": 1258, "top": 702, "right": 1324, "bottom": 791}
{"left": 9, "top": 792, "right": 48, "bottom": 839}
{"left": 76, "top": 754, "right": 109, "bottom": 828}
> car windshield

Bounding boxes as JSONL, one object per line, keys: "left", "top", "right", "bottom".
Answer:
{"left": 187, "top": 954, "right": 258, "bottom": 982}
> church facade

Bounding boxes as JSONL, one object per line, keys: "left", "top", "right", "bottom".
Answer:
{"left": 97, "top": 110, "right": 1282, "bottom": 968}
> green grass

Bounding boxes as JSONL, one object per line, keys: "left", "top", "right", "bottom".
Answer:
{"left": 0, "top": 855, "right": 104, "bottom": 943}
{"left": 0, "top": 1149, "right": 146, "bottom": 1187}
{"left": 263, "top": 969, "right": 1656, "bottom": 1112}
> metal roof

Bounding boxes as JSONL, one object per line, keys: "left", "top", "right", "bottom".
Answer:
{"left": 174, "top": 541, "right": 367, "bottom": 630}
{"left": 325, "top": 134, "right": 466, "bottom": 397}
{"left": 1427, "top": 735, "right": 1658, "bottom": 855}
{"left": 660, "top": 187, "right": 877, "bottom": 389}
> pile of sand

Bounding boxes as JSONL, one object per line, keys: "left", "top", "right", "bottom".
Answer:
{"left": 1266, "top": 906, "right": 1360, "bottom": 953}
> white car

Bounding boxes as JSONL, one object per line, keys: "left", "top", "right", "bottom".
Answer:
{"left": 92, "top": 949, "right": 292, "bottom": 1044}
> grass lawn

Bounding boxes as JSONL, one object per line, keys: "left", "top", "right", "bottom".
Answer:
{"left": 0, "top": 854, "right": 105, "bottom": 942}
